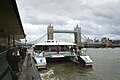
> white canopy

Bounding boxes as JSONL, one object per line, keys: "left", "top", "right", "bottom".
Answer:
{"left": 34, "top": 40, "right": 76, "bottom": 46}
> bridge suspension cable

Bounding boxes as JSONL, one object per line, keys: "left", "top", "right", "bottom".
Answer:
{"left": 29, "top": 33, "right": 47, "bottom": 44}
{"left": 81, "top": 33, "right": 88, "bottom": 42}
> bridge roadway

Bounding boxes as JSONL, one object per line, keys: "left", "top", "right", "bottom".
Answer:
{"left": 54, "top": 30, "right": 76, "bottom": 33}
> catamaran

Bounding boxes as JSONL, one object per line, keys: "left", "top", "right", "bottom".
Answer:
{"left": 33, "top": 40, "right": 93, "bottom": 68}
{"left": 70, "top": 48, "right": 93, "bottom": 68}
{"left": 33, "top": 51, "right": 47, "bottom": 69}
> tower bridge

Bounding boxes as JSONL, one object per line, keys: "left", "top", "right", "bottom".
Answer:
{"left": 47, "top": 24, "right": 81, "bottom": 47}
{"left": 29, "top": 24, "right": 120, "bottom": 48}
{"left": 47, "top": 23, "right": 103, "bottom": 48}
{"left": 29, "top": 24, "right": 103, "bottom": 48}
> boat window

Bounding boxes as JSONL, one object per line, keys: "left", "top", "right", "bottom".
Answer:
{"left": 34, "top": 45, "right": 70, "bottom": 52}
{"left": 47, "top": 41, "right": 51, "bottom": 43}
{"left": 34, "top": 46, "right": 42, "bottom": 50}
{"left": 48, "top": 45, "right": 69, "bottom": 52}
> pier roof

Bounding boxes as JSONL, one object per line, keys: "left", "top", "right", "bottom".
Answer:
{"left": 0, "top": 0, "right": 25, "bottom": 39}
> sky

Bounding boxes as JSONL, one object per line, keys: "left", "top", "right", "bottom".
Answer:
{"left": 16, "top": 0, "right": 120, "bottom": 43}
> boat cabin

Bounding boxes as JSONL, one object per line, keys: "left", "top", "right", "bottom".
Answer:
{"left": 34, "top": 40, "right": 76, "bottom": 52}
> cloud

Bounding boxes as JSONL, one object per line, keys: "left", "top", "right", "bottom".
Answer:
{"left": 23, "top": 15, "right": 69, "bottom": 25}
{"left": 16, "top": 0, "right": 120, "bottom": 43}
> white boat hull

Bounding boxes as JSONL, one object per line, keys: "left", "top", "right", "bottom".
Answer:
{"left": 35, "top": 57, "right": 47, "bottom": 69}
{"left": 70, "top": 55, "right": 93, "bottom": 68}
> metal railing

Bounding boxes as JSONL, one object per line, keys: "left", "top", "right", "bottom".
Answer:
{"left": 0, "top": 50, "right": 8, "bottom": 79}
{"left": 18, "top": 50, "right": 41, "bottom": 80}
{"left": 30, "top": 52, "right": 42, "bottom": 80}
{"left": 0, "top": 45, "right": 8, "bottom": 53}
{"left": 0, "top": 47, "right": 18, "bottom": 80}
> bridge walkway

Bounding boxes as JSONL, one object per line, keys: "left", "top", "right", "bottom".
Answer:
{"left": 18, "top": 49, "right": 41, "bottom": 80}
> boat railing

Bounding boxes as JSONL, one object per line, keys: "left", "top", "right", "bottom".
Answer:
{"left": 71, "top": 51, "right": 88, "bottom": 56}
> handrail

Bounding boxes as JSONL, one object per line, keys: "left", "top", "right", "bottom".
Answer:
{"left": 0, "top": 50, "right": 8, "bottom": 79}
{"left": 18, "top": 49, "right": 42, "bottom": 80}
{"left": 30, "top": 53, "right": 42, "bottom": 80}
{"left": 0, "top": 47, "right": 18, "bottom": 56}
{"left": 0, "top": 47, "right": 19, "bottom": 80}
{"left": 0, "top": 50, "right": 7, "bottom": 56}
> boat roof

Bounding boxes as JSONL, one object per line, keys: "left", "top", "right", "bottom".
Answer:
{"left": 34, "top": 40, "right": 76, "bottom": 46}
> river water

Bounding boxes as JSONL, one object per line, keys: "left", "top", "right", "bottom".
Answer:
{"left": 40, "top": 48, "right": 120, "bottom": 80}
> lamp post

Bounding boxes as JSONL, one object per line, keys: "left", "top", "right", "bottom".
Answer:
{"left": 25, "top": 36, "right": 27, "bottom": 48}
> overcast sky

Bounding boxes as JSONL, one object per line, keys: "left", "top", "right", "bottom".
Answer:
{"left": 16, "top": 0, "right": 120, "bottom": 43}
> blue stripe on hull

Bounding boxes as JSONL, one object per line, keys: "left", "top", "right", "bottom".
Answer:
{"left": 84, "top": 65, "right": 92, "bottom": 68}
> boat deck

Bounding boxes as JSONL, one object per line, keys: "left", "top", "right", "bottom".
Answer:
{"left": 43, "top": 51, "right": 81, "bottom": 58}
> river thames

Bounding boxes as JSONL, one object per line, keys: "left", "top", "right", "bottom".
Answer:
{"left": 40, "top": 48, "right": 120, "bottom": 80}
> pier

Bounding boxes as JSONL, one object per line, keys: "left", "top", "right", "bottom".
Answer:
{"left": 0, "top": 0, "right": 41, "bottom": 80}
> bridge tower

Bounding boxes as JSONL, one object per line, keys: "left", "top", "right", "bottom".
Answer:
{"left": 47, "top": 23, "right": 54, "bottom": 40}
{"left": 74, "top": 25, "right": 81, "bottom": 47}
